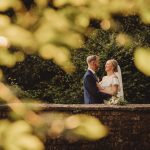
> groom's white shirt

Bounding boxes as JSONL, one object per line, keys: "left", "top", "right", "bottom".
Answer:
{"left": 88, "top": 68, "right": 95, "bottom": 74}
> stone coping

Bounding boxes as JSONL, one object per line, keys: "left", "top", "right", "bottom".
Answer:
{"left": 0, "top": 103, "right": 150, "bottom": 111}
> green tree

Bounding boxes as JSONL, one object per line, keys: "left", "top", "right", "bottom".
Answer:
{"left": 3, "top": 16, "right": 150, "bottom": 104}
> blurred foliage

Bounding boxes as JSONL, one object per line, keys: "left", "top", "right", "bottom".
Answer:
{"left": 0, "top": 112, "right": 108, "bottom": 150}
{"left": 134, "top": 48, "right": 150, "bottom": 76}
{"left": 0, "top": 82, "right": 108, "bottom": 150}
{"left": 0, "top": 0, "right": 150, "bottom": 73}
{"left": 0, "top": 113, "right": 108, "bottom": 149}
{"left": 0, "top": 0, "right": 150, "bottom": 149}
{"left": 0, "top": 120, "right": 44, "bottom": 150}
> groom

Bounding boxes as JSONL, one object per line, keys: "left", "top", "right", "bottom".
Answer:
{"left": 83, "top": 55, "right": 104, "bottom": 104}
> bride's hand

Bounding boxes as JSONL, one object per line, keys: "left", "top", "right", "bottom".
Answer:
{"left": 96, "top": 82, "right": 104, "bottom": 90}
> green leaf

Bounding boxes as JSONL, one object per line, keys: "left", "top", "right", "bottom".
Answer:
{"left": 134, "top": 48, "right": 150, "bottom": 76}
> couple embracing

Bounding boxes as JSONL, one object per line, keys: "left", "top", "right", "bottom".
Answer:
{"left": 83, "top": 55, "right": 124, "bottom": 104}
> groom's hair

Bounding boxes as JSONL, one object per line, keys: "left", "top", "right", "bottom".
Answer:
{"left": 86, "top": 55, "right": 98, "bottom": 64}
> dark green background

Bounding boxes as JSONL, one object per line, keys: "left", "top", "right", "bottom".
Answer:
{"left": 1, "top": 16, "right": 150, "bottom": 104}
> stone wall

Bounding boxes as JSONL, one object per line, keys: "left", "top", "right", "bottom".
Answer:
{"left": 0, "top": 104, "right": 150, "bottom": 150}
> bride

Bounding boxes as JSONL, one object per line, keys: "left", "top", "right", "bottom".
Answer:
{"left": 97, "top": 59, "right": 124, "bottom": 99}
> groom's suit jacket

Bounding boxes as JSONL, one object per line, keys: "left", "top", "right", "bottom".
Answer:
{"left": 83, "top": 70, "right": 103, "bottom": 104}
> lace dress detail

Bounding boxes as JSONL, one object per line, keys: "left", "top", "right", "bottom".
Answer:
{"left": 100, "top": 74, "right": 122, "bottom": 97}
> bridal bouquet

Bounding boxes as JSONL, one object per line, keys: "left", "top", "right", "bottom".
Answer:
{"left": 104, "top": 96, "right": 128, "bottom": 105}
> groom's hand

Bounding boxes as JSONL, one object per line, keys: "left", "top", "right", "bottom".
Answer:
{"left": 96, "top": 82, "right": 104, "bottom": 91}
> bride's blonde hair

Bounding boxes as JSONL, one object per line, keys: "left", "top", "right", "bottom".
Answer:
{"left": 109, "top": 59, "right": 118, "bottom": 72}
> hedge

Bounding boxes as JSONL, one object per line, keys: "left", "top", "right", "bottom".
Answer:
{"left": 2, "top": 16, "right": 150, "bottom": 104}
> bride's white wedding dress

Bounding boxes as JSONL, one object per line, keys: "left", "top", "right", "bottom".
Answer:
{"left": 99, "top": 65, "right": 124, "bottom": 99}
